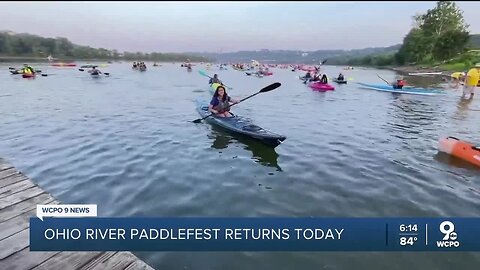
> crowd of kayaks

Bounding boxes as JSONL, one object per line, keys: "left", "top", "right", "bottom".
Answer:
{"left": 8, "top": 62, "right": 115, "bottom": 79}
{"left": 6, "top": 61, "right": 478, "bottom": 168}
{"left": 197, "top": 64, "right": 478, "bottom": 170}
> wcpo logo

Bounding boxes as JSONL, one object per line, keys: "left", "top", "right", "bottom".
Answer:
{"left": 436, "top": 221, "right": 460, "bottom": 248}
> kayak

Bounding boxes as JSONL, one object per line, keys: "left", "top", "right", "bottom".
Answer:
{"left": 308, "top": 82, "right": 335, "bottom": 91}
{"left": 51, "top": 63, "right": 76, "bottom": 67}
{"left": 408, "top": 72, "right": 442, "bottom": 76}
{"left": 438, "top": 137, "right": 480, "bottom": 167}
{"left": 209, "top": 83, "right": 230, "bottom": 94}
{"left": 333, "top": 79, "right": 347, "bottom": 84}
{"left": 300, "top": 66, "right": 317, "bottom": 72}
{"left": 356, "top": 82, "right": 443, "bottom": 96}
{"left": 90, "top": 72, "right": 101, "bottom": 78}
{"left": 196, "top": 99, "right": 286, "bottom": 147}
{"left": 22, "top": 73, "right": 35, "bottom": 78}
{"left": 10, "top": 70, "right": 21, "bottom": 75}
{"left": 81, "top": 64, "right": 97, "bottom": 68}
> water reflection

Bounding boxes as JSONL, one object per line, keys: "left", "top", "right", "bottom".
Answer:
{"left": 453, "top": 97, "right": 474, "bottom": 120}
{"left": 384, "top": 98, "right": 441, "bottom": 139}
{"left": 433, "top": 151, "right": 480, "bottom": 171}
{"left": 208, "top": 126, "right": 282, "bottom": 171}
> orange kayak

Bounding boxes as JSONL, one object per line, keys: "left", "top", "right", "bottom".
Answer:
{"left": 438, "top": 137, "right": 480, "bottom": 167}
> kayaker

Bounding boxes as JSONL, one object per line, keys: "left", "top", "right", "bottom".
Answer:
{"left": 337, "top": 73, "right": 344, "bottom": 81}
{"left": 392, "top": 77, "right": 405, "bottom": 89}
{"left": 22, "top": 64, "right": 35, "bottom": 74}
{"left": 304, "top": 72, "right": 312, "bottom": 80}
{"left": 320, "top": 74, "right": 328, "bottom": 84}
{"left": 310, "top": 73, "right": 321, "bottom": 82}
{"left": 209, "top": 74, "right": 222, "bottom": 85}
{"left": 88, "top": 66, "right": 102, "bottom": 75}
{"left": 462, "top": 63, "right": 480, "bottom": 99}
{"left": 209, "top": 85, "right": 239, "bottom": 118}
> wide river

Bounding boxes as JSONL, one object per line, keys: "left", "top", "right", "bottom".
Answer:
{"left": 1, "top": 62, "right": 479, "bottom": 269}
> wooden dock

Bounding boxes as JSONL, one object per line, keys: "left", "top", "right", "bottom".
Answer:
{"left": 0, "top": 158, "right": 155, "bottom": 270}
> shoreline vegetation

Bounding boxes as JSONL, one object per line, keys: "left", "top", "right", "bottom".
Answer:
{"left": 333, "top": 1, "right": 479, "bottom": 75}
{"left": 2, "top": 1, "right": 478, "bottom": 73}
{"left": 0, "top": 31, "right": 210, "bottom": 63}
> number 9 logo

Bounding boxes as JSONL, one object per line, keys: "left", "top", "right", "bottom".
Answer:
{"left": 440, "top": 221, "right": 455, "bottom": 240}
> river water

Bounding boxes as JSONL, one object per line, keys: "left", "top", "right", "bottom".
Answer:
{"left": 1, "top": 63, "right": 479, "bottom": 269}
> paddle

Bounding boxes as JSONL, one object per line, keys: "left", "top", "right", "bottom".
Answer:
{"left": 377, "top": 74, "right": 391, "bottom": 85}
{"left": 193, "top": 82, "right": 281, "bottom": 124}
{"left": 9, "top": 67, "right": 41, "bottom": 73}
{"left": 79, "top": 68, "right": 110, "bottom": 76}
{"left": 198, "top": 70, "right": 232, "bottom": 89}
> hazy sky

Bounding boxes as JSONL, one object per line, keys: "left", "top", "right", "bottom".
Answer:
{"left": 0, "top": 1, "right": 478, "bottom": 53}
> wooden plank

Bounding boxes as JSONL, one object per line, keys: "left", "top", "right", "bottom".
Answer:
{"left": 0, "top": 208, "right": 35, "bottom": 241}
{"left": 0, "top": 193, "right": 56, "bottom": 222}
{"left": 0, "top": 187, "right": 46, "bottom": 211}
{"left": 0, "top": 158, "right": 154, "bottom": 270}
{"left": 0, "top": 229, "right": 29, "bottom": 260}
{"left": 0, "top": 159, "right": 13, "bottom": 171}
{"left": 0, "top": 175, "right": 28, "bottom": 189}
{"left": 0, "top": 180, "right": 35, "bottom": 199}
{"left": 80, "top": 251, "right": 139, "bottom": 270}
{"left": 79, "top": 252, "right": 117, "bottom": 270}
{"left": 0, "top": 200, "right": 59, "bottom": 241}
{"left": 124, "top": 255, "right": 155, "bottom": 270}
{"left": 32, "top": 251, "right": 103, "bottom": 270}
{"left": 0, "top": 168, "right": 20, "bottom": 180}
{"left": 0, "top": 247, "right": 60, "bottom": 270}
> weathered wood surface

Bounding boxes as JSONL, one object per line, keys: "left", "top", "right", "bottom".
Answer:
{"left": 0, "top": 158, "right": 155, "bottom": 270}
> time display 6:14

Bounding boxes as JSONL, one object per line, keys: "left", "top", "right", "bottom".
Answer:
{"left": 400, "top": 224, "right": 418, "bottom": 232}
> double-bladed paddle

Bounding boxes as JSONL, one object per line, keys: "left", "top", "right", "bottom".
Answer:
{"left": 193, "top": 82, "right": 281, "bottom": 124}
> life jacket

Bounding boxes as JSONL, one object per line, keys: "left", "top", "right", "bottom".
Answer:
{"left": 23, "top": 67, "right": 32, "bottom": 74}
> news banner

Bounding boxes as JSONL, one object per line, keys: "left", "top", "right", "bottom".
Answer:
{"left": 30, "top": 204, "right": 480, "bottom": 251}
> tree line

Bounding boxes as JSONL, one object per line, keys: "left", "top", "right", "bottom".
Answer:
{"left": 0, "top": 32, "right": 210, "bottom": 62}
{"left": 333, "top": 1, "right": 473, "bottom": 67}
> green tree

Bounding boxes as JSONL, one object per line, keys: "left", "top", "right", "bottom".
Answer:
{"left": 417, "top": 1, "right": 469, "bottom": 59}
{"left": 395, "top": 1, "right": 470, "bottom": 64}
{"left": 432, "top": 30, "right": 470, "bottom": 60}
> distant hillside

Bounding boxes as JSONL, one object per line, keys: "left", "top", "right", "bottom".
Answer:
{"left": 0, "top": 31, "right": 209, "bottom": 62}
{"left": 188, "top": 34, "right": 479, "bottom": 65}
{"left": 187, "top": 45, "right": 402, "bottom": 64}
{"left": 468, "top": 34, "right": 480, "bottom": 49}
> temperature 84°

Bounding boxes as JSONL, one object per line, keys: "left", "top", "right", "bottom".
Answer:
{"left": 400, "top": 236, "right": 418, "bottom": 246}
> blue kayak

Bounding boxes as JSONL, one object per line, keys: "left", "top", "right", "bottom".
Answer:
{"left": 357, "top": 82, "right": 444, "bottom": 96}
{"left": 195, "top": 99, "right": 286, "bottom": 147}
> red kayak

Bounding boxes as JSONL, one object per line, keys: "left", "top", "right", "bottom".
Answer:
{"left": 22, "top": 73, "right": 36, "bottom": 78}
{"left": 51, "top": 63, "right": 76, "bottom": 67}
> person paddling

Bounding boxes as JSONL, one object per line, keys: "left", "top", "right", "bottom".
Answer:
{"left": 209, "top": 74, "right": 222, "bottom": 85}
{"left": 22, "top": 64, "right": 35, "bottom": 75}
{"left": 392, "top": 77, "right": 405, "bottom": 89}
{"left": 320, "top": 74, "right": 328, "bottom": 84}
{"left": 209, "top": 85, "right": 239, "bottom": 118}
{"left": 88, "top": 66, "right": 102, "bottom": 75}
